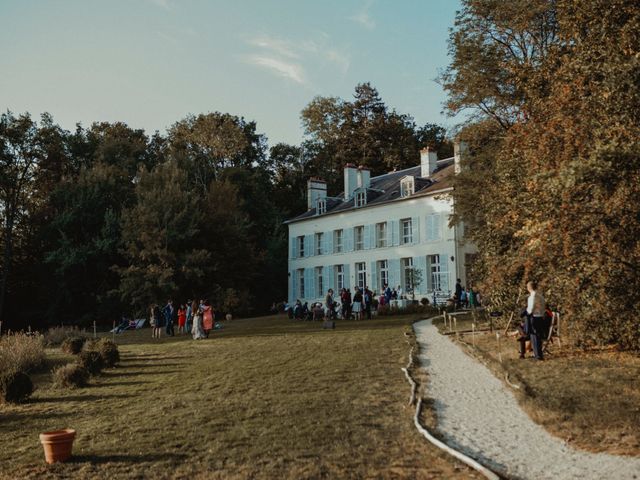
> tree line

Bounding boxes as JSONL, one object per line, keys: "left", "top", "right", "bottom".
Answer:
{"left": 0, "top": 83, "right": 449, "bottom": 330}
{"left": 444, "top": 0, "right": 640, "bottom": 349}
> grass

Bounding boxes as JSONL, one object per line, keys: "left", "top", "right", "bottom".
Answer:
{"left": 434, "top": 312, "right": 640, "bottom": 456}
{"left": 0, "top": 314, "right": 480, "bottom": 479}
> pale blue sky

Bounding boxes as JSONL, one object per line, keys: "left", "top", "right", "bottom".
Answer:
{"left": 0, "top": 0, "right": 461, "bottom": 145}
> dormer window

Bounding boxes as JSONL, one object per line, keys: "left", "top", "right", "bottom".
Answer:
{"left": 316, "top": 198, "right": 326, "bottom": 215}
{"left": 400, "top": 177, "right": 415, "bottom": 198}
{"left": 355, "top": 189, "right": 367, "bottom": 207}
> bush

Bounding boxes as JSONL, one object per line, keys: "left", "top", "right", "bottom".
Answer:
{"left": 0, "top": 371, "right": 34, "bottom": 403}
{"left": 44, "top": 326, "right": 88, "bottom": 347}
{"left": 78, "top": 350, "right": 104, "bottom": 375}
{"left": 0, "top": 333, "right": 45, "bottom": 376}
{"left": 53, "top": 364, "right": 90, "bottom": 388}
{"left": 61, "top": 337, "right": 86, "bottom": 355}
{"left": 95, "top": 339, "right": 120, "bottom": 368}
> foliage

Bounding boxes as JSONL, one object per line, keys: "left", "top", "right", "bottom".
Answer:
{"left": 0, "top": 371, "right": 33, "bottom": 403}
{"left": 77, "top": 349, "right": 104, "bottom": 375}
{"left": 94, "top": 338, "right": 120, "bottom": 368}
{"left": 0, "top": 333, "right": 45, "bottom": 376}
{"left": 52, "top": 363, "right": 90, "bottom": 389}
{"left": 44, "top": 326, "right": 88, "bottom": 347}
{"left": 445, "top": 0, "right": 640, "bottom": 349}
{"left": 61, "top": 337, "right": 86, "bottom": 355}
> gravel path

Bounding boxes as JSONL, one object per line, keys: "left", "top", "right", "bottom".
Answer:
{"left": 414, "top": 318, "right": 640, "bottom": 480}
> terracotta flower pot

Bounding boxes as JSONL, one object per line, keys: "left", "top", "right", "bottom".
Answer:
{"left": 39, "top": 428, "right": 76, "bottom": 464}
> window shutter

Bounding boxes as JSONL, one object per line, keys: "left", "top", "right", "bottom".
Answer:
{"left": 345, "top": 227, "right": 354, "bottom": 252}
{"left": 291, "top": 236, "right": 297, "bottom": 259}
{"left": 440, "top": 253, "right": 450, "bottom": 293}
{"left": 412, "top": 217, "right": 420, "bottom": 243}
{"left": 388, "top": 258, "right": 401, "bottom": 289}
{"left": 343, "top": 263, "right": 351, "bottom": 289}
{"left": 414, "top": 256, "right": 427, "bottom": 294}
{"left": 391, "top": 220, "right": 400, "bottom": 246}
{"left": 305, "top": 268, "right": 315, "bottom": 300}
{"left": 290, "top": 271, "right": 295, "bottom": 302}
{"left": 326, "top": 265, "right": 334, "bottom": 292}
{"left": 364, "top": 225, "right": 372, "bottom": 249}
{"left": 370, "top": 261, "right": 378, "bottom": 292}
{"left": 325, "top": 232, "right": 333, "bottom": 255}
{"left": 434, "top": 215, "right": 442, "bottom": 240}
{"left": 386, "top": 222, "right": 392, "bottom": 246}
{"left": 305, "top": 235, "right": 313, "bottom": 257}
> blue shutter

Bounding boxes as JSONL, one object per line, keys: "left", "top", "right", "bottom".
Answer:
{"left": 414, "top": 256, "right": 427, "bottom": 295}
{"left": 391, "top": 220, "right": 400, "bottom": 246}
{"left": 305, "top": 268, "right": 315, "bottom": 300}
{"left": 412, "top": 217, "right": 420, "bottom": 243}
{"left": 290, "top": 236, "right": 297, "bottom": 259}
{"left": 370, "top": 261, "right": 378, "bottom": 293}
{"left": 363, "top": 225, "right": 371, "bottom": 249}
{"left": 388, "top": 258, "right": 401, "bottom": 289}
{"left": 305, "top": 235, "right": 313, "bottom": 257}
{"left": 345, "top": 227, "right": 354, "bottom": 251}
{"left": 344, "top": 263, "right": 351, "bottom": 289}
{"left": 290, "top": 271, "right": 295, "bottom": 302}
{"left": 326, "top": 265, "right": 335, "bottom": 292}
{"left": 326, "top": 231, "right": 333, "bottom": 255}
{"left": 434, "top": 215, "right": 442, "bottom": 240}
{"left": 440, "top": 253, "right": 451, "bottom": 294}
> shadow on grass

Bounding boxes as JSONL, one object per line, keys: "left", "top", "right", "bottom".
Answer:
{"left": 91, "top": 381, "right": 151, "bottom": 387}
{"left": 117, "top": 363, "right": 184, "bottom": 369}
{"left": 33, "top": 394, "right": 133, "bottom": 403}
{"left": 69, "top": 453, "right": 188, "bottom": 465}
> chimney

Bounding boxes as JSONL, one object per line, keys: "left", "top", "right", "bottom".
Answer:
{"left": 454, "top": 141, "right": 467, "bottom": 175}
{"left": 357, "top": 166, "right": 371, "bottom": 189}
{"left": 420, "top": 147, "right": 438, "bottom": 177}
{"left": 344, "top": 164, "right": 358, "bottom": 200}
{"left": 307, "top": 177, "right": 327, "bottom": 210}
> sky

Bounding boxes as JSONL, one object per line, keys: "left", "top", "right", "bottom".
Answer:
{"left": 0, "top": 0, "right": 461, "bottom": 146}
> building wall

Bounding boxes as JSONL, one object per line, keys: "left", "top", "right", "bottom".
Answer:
{"left": 287, "top": 192, "right": 474, "bottom": 305}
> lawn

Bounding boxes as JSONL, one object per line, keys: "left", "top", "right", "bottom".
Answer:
{"left": 1, "top": 314, "right": 479, "bottom": 480}
{"left": 434, "top": 312, "right": 640, "bottom": 456}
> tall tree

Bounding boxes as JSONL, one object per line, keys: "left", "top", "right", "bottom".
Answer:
{"left": 0, "top": 112, "right": 42, "bottom": 325}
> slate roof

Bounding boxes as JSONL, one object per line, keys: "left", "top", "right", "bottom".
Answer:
{"left": 285, "top": 158, "right": 455, "bottom": 224}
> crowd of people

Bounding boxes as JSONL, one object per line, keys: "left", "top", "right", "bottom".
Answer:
{"left": 148, "top": 299, "right": 220, "bottom": 340}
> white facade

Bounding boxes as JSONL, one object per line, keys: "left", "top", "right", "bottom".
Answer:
{"left": 286, "top": 148, "right": 476, "bottom": 306}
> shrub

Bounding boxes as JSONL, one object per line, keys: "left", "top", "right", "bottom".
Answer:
{"left": 44, "top": 326, "right": 88, "bottom": 347}
{"left": 53, "top": 364, "right": 90, "bottom": 388}
{"left": 0, "top": 371, "right": 34, "bottom": 403}
{"left": 0, "top": 333, "right": 45, "bottom": 377}
{"left": 78, "top": 350, "right": 104, "bottom": 375}
{"left": 420, "top": 297, "right": 430, "bottom": 306}
{"left": 95, "top": 339, "right": 120, "bottom": 367}
{"left": 61, "top": 337, "right": 86, "bottom": 355}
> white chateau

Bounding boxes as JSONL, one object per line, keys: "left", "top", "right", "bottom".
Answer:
{"left": 285, "top": 143, "right": 477, "bottom": 306}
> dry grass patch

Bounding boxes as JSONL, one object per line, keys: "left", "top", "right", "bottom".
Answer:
{"left": 433, "top": 314, "right": 640, "bottom": 456}
{"left": 0, "top": 315, "right": 479, "bottom": 479}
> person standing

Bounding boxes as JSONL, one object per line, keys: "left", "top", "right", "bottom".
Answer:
{"left": 364, "top": 286, "right": 372, "bottom": 320}
{"left": 455, "top": 279, "right": 463, "bottom": 308}
{"left": 177, "top": 304, "right": 187, "bottom": 334}
{"left": 191, "top": 300, "right": 206, "bottom": 339}
{"left": 185, "top": 300, "right": 193, "bottom": 334}
{"left": 526, "top": 280, "right": 546, "bottom": 361}
{"left": 352, "top": 287, "right": 363, "bottom": 320}
{"left": 163, "top": 299, "right": 175, "bottom": 337}
{"left": 202, "top": 300, "right": 214, "bottom": 337}
{"left": 151, "top": 304, "right": 162, "bottom": 339}
{"left": 325, "top": 289, "right": 335, "bottom": 320}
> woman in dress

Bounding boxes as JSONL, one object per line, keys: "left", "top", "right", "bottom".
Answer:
{"left": 202, "top": 300, "right": 214, "bottom": 338}
{"left": 352, "top": 287, "right": 363, "bottom": 321}
{"left": 191, "top": 300, "right": 205, "bottom": 340}
{"left": 151, "top": 304, "right": 162, "bottom": 339}
{"left": 177, "top": 303, "right": 187, "bottom": 334}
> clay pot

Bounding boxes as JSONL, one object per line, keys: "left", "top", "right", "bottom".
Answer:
{"left": 39, "top": 428, "right": 76, "bottom": 464}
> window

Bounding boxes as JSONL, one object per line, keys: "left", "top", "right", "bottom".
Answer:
{"left": 356, "top": 262, "right": 367, "bottom": 289}
{"left": 402, "top": 257, "right": 414, "bottom": 293}
{"left": 334, "top": 229, "right": 343, "bottom": 253}
{"left": 378, "top": 260, "right": 388, "bottom": 290}
{"left": 354, "top": 226, "right": 364, "bottom": 250}
{"left": 297, "top": 236, "right": 305, "bottom": 257}
{"left": 335, "top": 264, "right": 344, "bottom": 290}
{"left": 316, "top": 198, "right": 326, "bottom": 215}
{"left": 400, "top": 177, "right": 414, "bottom": 198}
{"left": 376, "top": 222, "right": 387, "bottom": 248}
{"left": 298, "top": 268, "right": 305, "bottom": 298}
{"left": 429, "top": 254, "right": 448, "bottom": 291}
{"left": 316, "top": 267, "right": 324, "bottom": 297}
{"left": 315, "top": 232, "right": 324, "bottom": 255}
{"left": 401, "top": 218, "right": 413, "bottom": 244}
{"left": 355, "top": 190, "right": 367, "bottom": 207}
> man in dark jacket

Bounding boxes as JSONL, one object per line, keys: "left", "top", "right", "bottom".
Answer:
{"left": 163, "top": 299, "right": 176, "bottom": 337}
